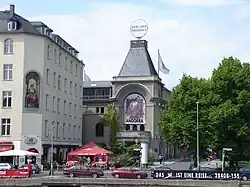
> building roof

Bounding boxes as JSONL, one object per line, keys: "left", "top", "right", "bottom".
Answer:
{"left": 0, "top": 6, "right": 40, "bottom": 35}
{"left": 118, "top": 40, "right": 158, "bottom": 77}
{"left": 83, "top": 81, "right": 112, "bottom": 88}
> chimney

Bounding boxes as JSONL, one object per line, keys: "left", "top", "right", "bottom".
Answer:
{"left": 10, "top": 4, "right": 15, "bottom": 14}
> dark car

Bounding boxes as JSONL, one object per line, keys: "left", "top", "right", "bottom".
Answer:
{"left": 63, "top": 165, "right": 104, "bottom": 178}
{"left": 111, "top": 167, "right": 148, "bottom": 179}
{"left": 151, "top": 165, "right": 171, "bottom": 178}
{"left": 240, "top": 168, "right": 250, "bottom": 181}
{"left": 19, "top": 163, "right": 41, "bottom": 174}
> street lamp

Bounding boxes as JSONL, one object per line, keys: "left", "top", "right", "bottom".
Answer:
{"left": 49, "top": 125, "right": 54, "bottom": 176}
{"left": 222, "top": 148, "right": 232, "bottom": 171}
{"left": 196, "top": 101, "right": 200, "bottom": 170}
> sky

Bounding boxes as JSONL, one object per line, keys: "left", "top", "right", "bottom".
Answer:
{"left": 1, "top": 0, "right": 250, "bottom": 89}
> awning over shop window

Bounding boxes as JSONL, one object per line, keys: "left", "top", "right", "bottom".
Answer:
{"left": 0, "top": 141, "right": 14, "bottom": 152}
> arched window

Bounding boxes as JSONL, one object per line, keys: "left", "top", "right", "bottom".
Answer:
{"left": 140, "top": 124, "right": 145, "bottom": 131}
{"left": 25, "top": 72, "right": 40, "bottom": 108}
{"left": 125, "top": 124, "right": 130, "bottom": 131}
{"left": 4, "top": 38, "right": 13, "bottom": 54}
{"left": 132, "top": 124, "right": 137, "bottom": 131}
{"left": 95, "top": 123, "right": 104, "bottom": 137}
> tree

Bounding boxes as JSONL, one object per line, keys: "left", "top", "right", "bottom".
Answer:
{"left": 102, "top": 104, "right": 119, "bottom": 145}
{"left": 159, "top": 57, "right": 250, "bottom": 163}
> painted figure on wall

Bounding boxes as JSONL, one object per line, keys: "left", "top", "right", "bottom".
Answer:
{"left": 25, "top": 72, "right": 40, "bottom": 108}
{"left": 124, "top": 93, "right": 146, "bottom": 124}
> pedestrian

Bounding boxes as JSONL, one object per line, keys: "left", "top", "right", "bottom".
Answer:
{"left": 158, "top": 155, "right": 163, "bottom": 165}
{"left": 27, "top": 161, "right": 32, "bottom": 177}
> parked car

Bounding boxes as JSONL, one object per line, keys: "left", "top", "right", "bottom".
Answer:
{"left": 111, "top": 167, "right": 148, "bottom": 179}
{"left": 0, "top": 163, "right": 13, "bottom": 170}
{"left": 240, "top": 168, "right": 250, "bottom": 181}
{"left": 19, "top": 164, "right": 41, "bottom": 174}
{"left": 151, "top": 165, "right": 172, "bottom": 178}
{"left": 63, "top": 165, "right": 104, "bottom": 178}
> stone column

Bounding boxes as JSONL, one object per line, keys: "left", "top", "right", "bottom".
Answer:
{"left": 140, "top": 141, "right": 149, "bottom": 167}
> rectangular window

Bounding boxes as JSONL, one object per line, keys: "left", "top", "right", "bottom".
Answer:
{"left": 68, "top": 124, "right": 71, "bottom": 139}
{"left": 57, "top": 122, "right": 60, "bottom": 138}
{"left": 75, "top": 64, "right": 78, "bottom": 76}
{"left": 47, "top": 45, "right": 50, "bottom": 59}
{"left": 59, "top": 51, "right": 62, "bottom": 67}
{"left": 80, "top": 66, "right": 83, "bottom": 80}
{"left": 63, "top": 100, "right": 66, "bottom": 115}
{"left": 73, "top": 125, "right": 76, "bottom": 139}
{"left": 64, "top": 78, "right": 67, "bottom": 93}
{"left": 2, "top": 91, "right": 12, "bottom": 108}
{"left": 1, "top": 118, "right": 11, "bottom": 136}
{"left": 78, "top": 125, "right": 81, "bottom": 140}
{"left": 57, "top": 98, "right": 60, "bottom": 113}
{"left": 53, "top": 72, "right": 56, "bottom": 87}
{"left": 69, "top": 102, "right": 72, "bottom": 116}
{"left": 45, "top": 120, "right": 48, "bottom": 137}
{"left": 54, "top": 49, "right": 57, "bottom": 64}
{"left": 52, "top": 96, "right": 56, "bottom": 112}
{"left": 46, "top": 68, "right": 50, "bottom": 84}
{"left": 74, "top": 104, "right": 76, "bottom": 118}
{"left": 74, "top": 84, "right": 77, "bottom": 97}
{"left": 69, "top": 81, "right": 72, "bottom": 94}
{"left": 45, "top": 94, "right": 49, "bottom": 110}
{"left": 3, "top": 64, "right": 13, "bottom": 81}
{"left": 58, "top": 75, "right": 61, "bottom": 90}
{"left": 95, "top": 107, "right": 100, "bottom": 114}
{"left": 70, "top": 61, "right": 73, "bottom": 73}
{"left": 63, "top": 123, "right": 66, "bottom": 139}
{"left": 52, "top": 121, "right": 55, "bottom": 138}
{"left": 64, "top": 57, "right": 68, "bottom": 71}
{"left": 101, "top": 107, "right": 105, "bottom": 114}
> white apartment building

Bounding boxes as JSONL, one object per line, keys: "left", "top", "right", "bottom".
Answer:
{"left": 0, "top": 5, "right": 84, "bottom": 166}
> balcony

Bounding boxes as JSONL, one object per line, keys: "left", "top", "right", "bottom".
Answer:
{"left": 116, "top": 131, "right": 151, "bottom": 142}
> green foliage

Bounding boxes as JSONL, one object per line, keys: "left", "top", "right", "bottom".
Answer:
{"left": 102, "top": 104, "right": 119, "bottom": 145}
{"left": 159, "top": 57, "right": 250, "bottom": 161}
{"left": 110, "top": 141, "right": 127, "bottom": 155}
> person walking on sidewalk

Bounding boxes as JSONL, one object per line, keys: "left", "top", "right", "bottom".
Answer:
{"left": 158, "top": 155, "right": 163, "bottom": 165}
{"left": 27, "top": 161, "right": 32, "bottom": 177}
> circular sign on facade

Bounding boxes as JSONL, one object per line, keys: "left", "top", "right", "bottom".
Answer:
{"left": 24, "top": 137, "right": 38, "bottom": 145}
{"left": 130, "top": 19, "right": 148, "bottom": 40}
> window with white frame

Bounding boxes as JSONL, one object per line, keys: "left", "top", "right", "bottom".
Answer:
{"left": 70, "top": 61, "right": 73, "bottom": 73}
{"left": 2, "top": 91, "right": 12, "bottom": 108}
{"left": 69, "top": 102, "right": 72, "bottom": 116}
{"left": 47, "top": 45, "right": 51, "bottom": 59}
{"left": 7, "top": 21, "right": 17, "bottom": 31}
{"left": 3, "top": 64, "right": 13, "bottom": 80}
{"left": 54, "top": 49, "right": 57, "bottom": 64}
{"left": 4, "top": 38, "right": 13, "bottom": 54}
{"left": 63, "top": 100, "right": 66, "bottom": 115}
{"left": 65, "top": 57, "right": 68, "bottom": 71}
{"left": 1, "top": 118, "right": 11, "bottom": 136}
{"left": 64, "top": 78, "right": 67, "bottom": 93}
{"left": 80, "top": 66, "right": 83, "bottom": 80}
{"left": 69, "top": 81, "right": 72, "bottom": 94}
{"left": 58, "top": 74, "right": 61, "bottom": 90}
{"left": 46, "top": 68, "right": 50, "bottom": 84}
{"left": 52, "top": 121, "right": 55, "bottom": 138}
{"left": 45, "top": 120, "right": 48, "bottom": 137}
{"left": 74, "top": 84, "right": 77, "bottom": 97}
{"left": 59, "top": 51, "right": 62, "bottom": 67}
{"left": 45, "top": 94, "right": 49, "bottom": 110}
{"left": 75, "top": 64, "right": 78, "bottom": 76}
{"left": 52, "top": 96, "right": 56, "bottom": 112}
{"left": 68, "top": 124, "right": 71, "bottom": 139}
{"left": 57, "top": 122, "right": 60, "bottom": 138}
{"left": 57, "top": 98, "right": 60, "bottom": 113}
{"left": 53, "top": 72, "right": 56, "bottom": 87}
{"left": 74, "top": 104, "right": 76, "bottom": 118}
{"left": 63, "top": 123, "right": 66, "bottom": 139}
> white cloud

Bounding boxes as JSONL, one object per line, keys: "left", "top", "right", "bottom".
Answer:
{"left": 163, "top": 0, "right": 244, "bottom": 6}
{"left": 26, "top": 3, "right": 249, "bottom": 89}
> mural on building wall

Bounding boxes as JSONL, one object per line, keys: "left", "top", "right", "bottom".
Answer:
{"left": 25, "top": 72, "right": 40, "bottom": 108}
{"left": 124, "top": 93, "right": 146, "bottom": 124}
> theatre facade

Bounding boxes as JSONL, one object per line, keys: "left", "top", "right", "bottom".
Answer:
{"left": 82, "top": 39, "right": 180, "bottom": 159}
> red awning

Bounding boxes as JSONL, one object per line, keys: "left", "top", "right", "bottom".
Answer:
{"left": 67, "top": 141, "right": 113, "bottom": 157}
{"left": 0, "top": 146, "right": 13, "bottom": 152}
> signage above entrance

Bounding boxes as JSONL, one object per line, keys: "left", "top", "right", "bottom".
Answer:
{"left": 24, "top": 137, "right": 38, "bottom": 145}
{"left": 130, "top": 19, "right": 148, "bottom": 40}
